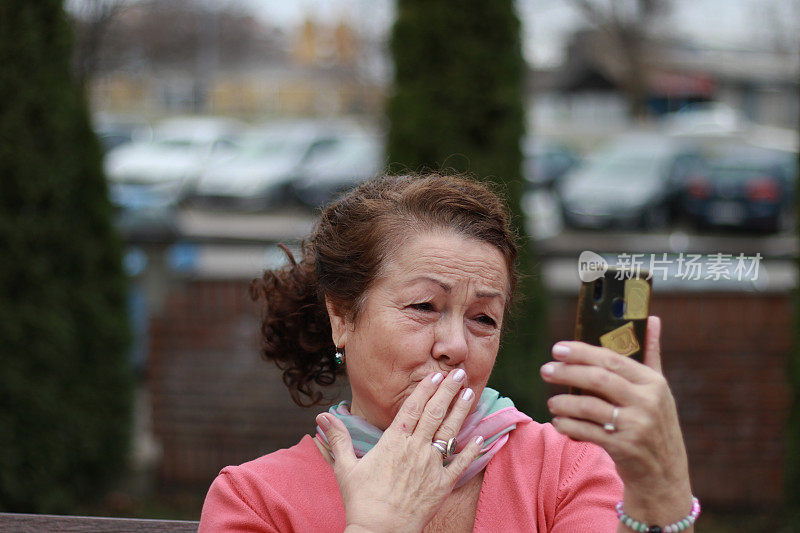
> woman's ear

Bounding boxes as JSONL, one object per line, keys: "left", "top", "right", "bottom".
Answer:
{"left": 325, "top": 296, "right": 349, "bottom": 347}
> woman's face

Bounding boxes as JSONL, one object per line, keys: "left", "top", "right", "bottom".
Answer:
{"left": 327, "top": 230, "right": 510, "bottom": 431}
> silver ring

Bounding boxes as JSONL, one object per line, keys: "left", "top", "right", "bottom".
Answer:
{"left": 603, "top": 407, "right": 619, "bottom": 433}
{"left": 432, "top": 437, "right": 457, "bottom": 459}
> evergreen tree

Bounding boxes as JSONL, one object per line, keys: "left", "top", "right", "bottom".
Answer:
{"left": 0, "top": 1, "right": 133, "bottom": 512}
{"left": 787, "top": 54, "right": 800, "bottom": 522}
{"left": 387, "top": 0, "right": 549, "bottom": 420}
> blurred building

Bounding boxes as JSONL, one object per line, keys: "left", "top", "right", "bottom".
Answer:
{"left": 530, "top": 29, "right": 800, "bottom": 137}
{"left": 84, "top": 4, "right": 388, "bottom": 119}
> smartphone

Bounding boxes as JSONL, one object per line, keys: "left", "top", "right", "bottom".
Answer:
{"left": 572, "top": 267, "right": 652, "bottom": 393}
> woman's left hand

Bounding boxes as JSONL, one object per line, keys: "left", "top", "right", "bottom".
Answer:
{"left": 540, "top": 316, "right": 693, "bottom": 526}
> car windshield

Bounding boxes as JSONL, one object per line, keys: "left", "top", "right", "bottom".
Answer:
{"left": 304, "top": 136, "right": 381, "bottom": 168}
{"left": 238, "top": 135, "right": 308, "bottom": 158}
{"left": 708, "top": 166, "right": 774, "bottom": 183}
{"left": 578, "top": 152, "right": 664, "bottom": 184}
{"left": 154, "top": 138, "right": 198, "bottom": 149}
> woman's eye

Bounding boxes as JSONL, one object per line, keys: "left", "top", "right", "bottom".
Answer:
{"left": 411, "top": 302, "right": 435, "bottom": 312}
{"left": 476, "top": 315, "right": 497, "bottom": 327}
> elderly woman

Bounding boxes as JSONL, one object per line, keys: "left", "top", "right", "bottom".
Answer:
{"left": 199, "top": 173, "right": 696, "bottom": 532}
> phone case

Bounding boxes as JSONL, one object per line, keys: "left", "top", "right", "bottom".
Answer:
{"left": 574, "top": 268, "right": 652, "bottom": 364}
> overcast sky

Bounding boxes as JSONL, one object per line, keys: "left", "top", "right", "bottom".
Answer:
{"left": 66, "top": 0, "right": 799, "bottom": 66}
{"left": 238, "top": 0, "right": 799, "bottom": 66}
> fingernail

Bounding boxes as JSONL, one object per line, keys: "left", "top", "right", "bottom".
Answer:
{"left": 452, "top": 368, "right": 466, "bottom": 382}
{"left": 431, "top": 372, "right": 444, "bottom": 385}
{"left": 552, "top": 344, "right": 570, "bottom": 357}
{"left": 317, "top": 414, "right": 331, "bottom": 431}
{"left": 474, "top": 435, "right": 484, "bottom": 445}
{"left": 461, "top": 388, "right": 473, "bottom": 401}
{"left": 541, "top": 363, "right": 555, "bottom": 376}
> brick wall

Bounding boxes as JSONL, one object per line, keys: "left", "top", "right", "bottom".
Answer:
{"left": 148, "top": 279, "right": 792, "bottom": 508}
{"left": 147, "top": 280, "right": 351, "bottom": 487}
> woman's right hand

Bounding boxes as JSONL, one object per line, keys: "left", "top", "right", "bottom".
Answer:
{"left": 315, "top": 370, "right": 485, "bottom": 533}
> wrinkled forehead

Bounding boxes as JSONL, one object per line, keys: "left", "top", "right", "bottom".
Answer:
{"left": 377, "top": 230, "right": 511, "bottom": 299}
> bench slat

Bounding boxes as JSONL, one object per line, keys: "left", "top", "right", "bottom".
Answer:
{"left": 0, "top": 513, "right": 199, "bottom": 532}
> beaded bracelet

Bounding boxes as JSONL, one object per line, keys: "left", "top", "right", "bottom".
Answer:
{"left": 615, "top": 496, "right": 701, "bottom": 533}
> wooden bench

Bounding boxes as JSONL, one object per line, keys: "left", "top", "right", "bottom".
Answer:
{"left": 0, "top": 513, "right": 199, "bottom": 532}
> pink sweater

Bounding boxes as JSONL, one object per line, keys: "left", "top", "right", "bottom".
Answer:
{"left": 199, "top": 420, "right": 623, "bottom": 532}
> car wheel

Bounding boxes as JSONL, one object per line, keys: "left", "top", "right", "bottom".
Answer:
{"left": 690, "top": 215, "right": 708, "bottom": 232}
{"left": 561, "top": 211, "right": 580, "bottom": 229}
{"left": 776, "top": 207, "right": 795, "bottom": 233}
{"left": 642, "top": 205, "right": 669, "bottom": 230}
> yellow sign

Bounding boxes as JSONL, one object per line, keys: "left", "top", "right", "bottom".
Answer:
{"left": 600, "top": 322, "right": 640, "bottom": 357}
{"left": 623, "top": 278, "right": 650, "bottom": 319}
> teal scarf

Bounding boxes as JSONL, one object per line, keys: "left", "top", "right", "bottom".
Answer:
{"left": 315, "top": 387, "right": 532, "bottom": 488}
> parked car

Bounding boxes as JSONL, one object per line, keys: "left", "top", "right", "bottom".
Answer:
{"left": 192, "top": 121, "right": 336, "bottom": 210}
{"left": 522, "top": 136, "right": 580, "bottom": 190}
{"left": 682, "top": 143, "right": 797, "bottom": 233}
{"left": 93, "top": 112, "right": 152, "bottom": 153}
{"left": 663, "top": 102, "right": 747, "bottom": 137}
{"left": 109, "top": 182, "right": 180, "bottom": 241}
{"left": 558, "top": 133, "right": 705, "bottom": 230}
{"left": 289, "top": 128, "right": 385, "bottom": 208}
{"left": 104, "top": 116, "right": 243, "bottom": 204}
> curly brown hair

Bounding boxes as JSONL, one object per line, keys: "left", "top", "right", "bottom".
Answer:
{"left": 249, "top": 173, "right": 520, "bottom": 407}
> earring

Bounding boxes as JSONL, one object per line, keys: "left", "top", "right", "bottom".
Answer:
{"left": 334, "top": 348, "right": 345, "bottom": 367}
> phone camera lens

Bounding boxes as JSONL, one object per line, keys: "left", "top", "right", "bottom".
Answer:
{"left": 611, "top": 297, "right": 626, "bottom": 318}
{"left": 593, "top": 278, "right": 604, "bottom": 302}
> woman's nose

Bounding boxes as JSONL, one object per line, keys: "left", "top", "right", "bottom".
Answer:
{"left": 431, "top": 314, "right": 468, "bottom": 365}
